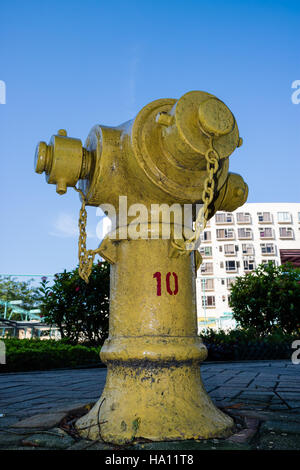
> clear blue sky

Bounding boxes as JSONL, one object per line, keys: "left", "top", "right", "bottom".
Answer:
{"left": 0, "top": 0, "right": 299, "bottom": 276}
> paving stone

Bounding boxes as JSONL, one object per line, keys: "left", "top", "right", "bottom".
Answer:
{"left": 132, "top": 439, "right": 252, "bottom": 451}
{"left": 285, "top": 402, "right": 300, "bottom": 409}
{"left": 11, "top": 412, "right": 67, "bottom": 429}
{"left": 260, "top": 420, "right": 300, "bottom": 435}
{"left": 226, "top": 428, "right": 257, "bottom": 444}
{"left": 85, "top": 441, "right": 116, "bottom": 450}
{"left": 257, "top": 433, "right": 300, "bottom": 450}
{"left": 226, "top": 409, "right": 276, "bottom": 422}
{"left": 21, "top": 432, "right": 75, "bottom": 449}
{"left": 67, "top": 439, "right": 95, "bottom": 450}
{"left": 1, "top": 361, "right": 300, "bottom": 450}
{"left": 0, "top": 416, "right": 20, "bottom": 428}
{"left": 0, "top": 431, "right": 28, "bottom": 448}
{"left": 269, "top": 404, "right": 290, "bottom": 411}
{"left": 10, "top": 446, "right": 51, "bottom": 450}
{"left": 238, "top": 393, "right": 273, "bottom": 403}
{"left": 53, "top": 402, "right": 94, "bottom": 414}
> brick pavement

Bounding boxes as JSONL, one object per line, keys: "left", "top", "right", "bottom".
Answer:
{"left": 0, "top": 360, "right": 300, "bottom": 450}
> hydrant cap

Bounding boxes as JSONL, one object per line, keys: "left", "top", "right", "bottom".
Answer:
{"left": 198, "top": 98, "right": 235, "bottom": 136}
{"left": 34, "top": 141, "right": 49, "bottom": 174}
{"left": 173, "top": 91, "right": 239, "bottom": 159}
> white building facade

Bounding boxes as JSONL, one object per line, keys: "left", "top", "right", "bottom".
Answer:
{"left": 196, "top": 203, "right": 300, "bottom": 332}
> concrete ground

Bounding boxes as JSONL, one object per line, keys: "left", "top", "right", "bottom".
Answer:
{"left": 0, "top": 360, "right": 300, "bottom": 450}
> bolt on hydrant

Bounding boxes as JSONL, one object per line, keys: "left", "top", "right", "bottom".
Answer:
{"left": 35, "top": 91, "right": 248, "bottom": 444}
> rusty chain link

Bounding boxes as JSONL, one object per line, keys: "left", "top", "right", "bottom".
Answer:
{"left": 172, "top": 132, "right": 220, "bottom": 253}
{"left": 73, "top": 187, "right": 102, "bottom": 283}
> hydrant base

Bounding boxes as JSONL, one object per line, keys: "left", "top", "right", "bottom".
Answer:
{"left": 76, "top": 363, "right": 234, "bottom": 444}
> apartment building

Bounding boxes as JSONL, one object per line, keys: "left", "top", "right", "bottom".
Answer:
{"left": 196, "top": 203, "right": 300, "bottom": 331}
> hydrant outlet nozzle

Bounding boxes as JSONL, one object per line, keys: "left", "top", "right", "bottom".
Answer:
{"left": 34, "top": 141, "right": 52, "bottom": 174}
{"left": 34, "top": 131, "right": 92, "bottom": 195}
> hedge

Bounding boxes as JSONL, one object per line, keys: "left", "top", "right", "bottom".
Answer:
{"left": 201, "top": 328, "right": 298, "bottom": 362}
{"left": 1, "top": 329, "right": 298, "bottom": 373}
{"left": 0, "top": 338, "right": 101, "bottom": 373}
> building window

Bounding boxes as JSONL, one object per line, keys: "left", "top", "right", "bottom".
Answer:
{"left": 259, "top": 227, "right": 274, "bottom": 239}
{"left": 236, "top": 212, "right": 251, "bottom": 224}
{"left": 202, "top": 296, "right": 215, "bottom": 307}
{"left": 242, "top": 243, "right": 254, "bottom": 255}
{"left": 277, "top": 212, "right": 292, "bottom": 223}
{"left": 200, "top": 231, "right": 211, "bottom": 242}
{"left": 199, "top": 246, "right": 212, "bottom": 257}
{"left": 216, "top": 228, "right": 235, "bottom": 240}
{"left": 262, "top": 259, "right": 277, "bottom": 267}
{"left": 224, "top": 244, "right": 235, "bottom": 255}
{"left": 258, "top": 212, "right": 272, "bottom": 223}
{"left": 201, "top": 279, "right": 214, "bottom": 291}
{"left": 226, "top": 277, "right": 236, "bottom": 288}
{"left": 225, "top": 260, "right": 238, "bottom": 272}
{"left": 200, "top": 262, "right": 213, "bottom": 274}
{"left": 279, "top": 227, "right": 294, "bottom": 239}
{"left": 261, "top": 243, "right": 276, "bottom": 255}
{"left": 243, "top": 259, "right": 255, "bottom": 271}
{"left": 238, "top": 228, "right": 253, "bottom": 239}
{"left": 215, "top": 212, "right": 234, "bottom": 224}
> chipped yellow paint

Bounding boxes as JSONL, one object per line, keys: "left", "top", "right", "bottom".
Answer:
{"left": 34, "top": 90, "right": 248, "bottom": 444}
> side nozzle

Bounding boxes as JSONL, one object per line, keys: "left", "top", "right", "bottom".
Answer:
{"left": 34, "top": 129, "right": 92, "bottom": 195}
{"left": 35, "top": 141, "right": 52, "bottom": 174}
{"left": 215, "top": 172, "right": 248, "bottom": 212}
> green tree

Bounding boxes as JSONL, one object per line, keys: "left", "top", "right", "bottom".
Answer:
{"left": 0, "top": 276, "right": 40, "bottom": 320}
{"left": 229, "top": 262, "right": 300, "bottom": 335}
{"left": 39, "top": 261, "right": 110, "bottom": 345}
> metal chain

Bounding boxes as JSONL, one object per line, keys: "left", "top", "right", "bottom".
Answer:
{"left": 74, "top": 134, "right": 220, "bottom": 280}
{"left": 173, "top": 133, "right": 220, "bottom": 252}
{"left": 74, "top": 187, "right": 101, "bottom": 283}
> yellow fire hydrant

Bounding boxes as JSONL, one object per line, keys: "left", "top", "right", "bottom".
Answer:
{"left": 35, "top": 91, "right": 248, "bottom": 444}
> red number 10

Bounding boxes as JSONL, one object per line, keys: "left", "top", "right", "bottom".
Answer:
{"left": 153, "top": 272, "right": 178, "bottom": 296}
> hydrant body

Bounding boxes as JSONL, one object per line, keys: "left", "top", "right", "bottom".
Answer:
{"left": 35, "top": 91, "right": 248, "bottom": 443}
{"left": 76, "top": 238, "right": 233, "bottom": 442}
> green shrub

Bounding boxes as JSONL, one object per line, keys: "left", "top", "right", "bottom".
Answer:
{"left": 1, "top": 338, "right": 101, "bottom": 372}
{"left": 200, "top": 328, "right": 298, "bottom": 361}
{"left": 229, "top": 262, "right": 300, "bottom": 335}
{"left": 39, "top": 262, "right": 110, "bottom": 346}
